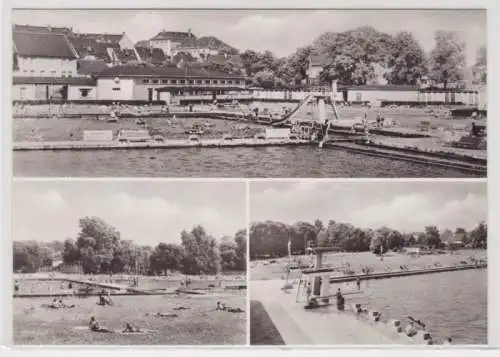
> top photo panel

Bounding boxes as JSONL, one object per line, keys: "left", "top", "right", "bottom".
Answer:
{"left": 11, "top": 9, "right": 487, "bottom": 178}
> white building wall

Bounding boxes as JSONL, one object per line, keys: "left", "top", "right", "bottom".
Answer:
{"left": 96, "top": 78, "right": 135, "bottom": 100}
{"left": 68, "top": 85, "right": 97, "bottom": 100}
{"left": 151, "top": 40, "right": 173, "bottom": 56}
{"left": 14, "top": 57, "right": 78, "bottom": 77}
{"left": 12, "top": 84, "right": 37, "bottom": 101}
{"left": 347, "top": 90, "right": 419, "bottom": 102}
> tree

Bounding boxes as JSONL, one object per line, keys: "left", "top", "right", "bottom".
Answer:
{"left": 150, "top": 243, "right": 184, "bottom": 275}
{"left": 180, "top": 225, "right": 221, "bottom": 275}
{"left": 62, "top": 238, "right": 80, "bottom": 264}
{"left": 315, "top": 27, "right": 393, "bottom": 85}
{"left": 424, "top": 225, "right": 441, "bottom": 249}
{"left": 370, "top": 227, "right": 391, "bottom": 254}
{"left": 233, "top": 229, "right": 247, "bottom": 271}
{"left": 387, "top": 230, "right": 404, "bottom": 251}
{"left": 469, "top": 221, "right": 487, "bottom": 249}
{"left": 386, "top": 31, "right": 427, "bottom": 85}
{"left": 472, "top": 46, "right": 487, "bottom": 85}
{"left": 441, "top": 229, "right": 454, "bottom": 243}
{"left": 252, "top": 70, "right": 277, "bottom": 89}
{"left": 428, "top": 30, "right": 466, "bottom": 88}
{"left": 220, "top": 237, "right": 238, "bottom": 271}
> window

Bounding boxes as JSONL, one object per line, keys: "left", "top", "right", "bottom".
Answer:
{"left": 227, "top": 80, "right": 233, "bottom": 85}
{"left": 213, "top": 80, "right": 218, "bottom": 84}
{"left": 161, "top": 79, "right": 169, "bottom": 84}
{"left": 196, "top": 80, "right": 202, "bottom": 84}
{"left": 40, "top": 70, "right": 45, "bottom": 75}
{"left": 30, "top": 70, "right": 35, "bottom": 74}
{"left": 204, "top": 80, "right": 210, "bottom": 84}
{"left": 152, "top": 79, "right": 159, "bottom": 84}
{"left": 188, "top": 80, "right": 193, "bottom": 84}
{"left": 179, "top": 80, "right": 185, "bottom": 84}
{"left": 220, "top": 80, "right": 226, "bottom": 84}
{"left": 171, "top": 80, "right": 177, "bottom": 84}
{"left": 79, "top": 88, "right": 90, "bottom": 97}
{"left": 143, "top": 79, "right": 150, "bottom": 84}
{"left": 112, "top": 87, "right": 121, "bottom": 91}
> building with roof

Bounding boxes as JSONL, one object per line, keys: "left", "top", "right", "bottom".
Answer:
{"left": 172, "top": 35, "right": 237, "bottom": 61}
{"left": 146, "top": 29, "right": 196, "bottom": 57}
{"left": 67, "top": 32, "right": 140, "bottom": 64}
{"left": 12, "top": 76, "right": 97, "bottom": 101}
{"left": 95, "top": 64, "right": 246, "bottom": 102}
{"left": 13, "top": 31, "right": 80, "bottom": 78}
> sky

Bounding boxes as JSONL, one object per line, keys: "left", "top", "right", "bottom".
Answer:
{"left": 11, "top": 9, "right": 486, "bottom": 65}
{"left": 250, "top": 181, "right": 487, "bottom": 232}
{"left": 12, "top": 180, "right": 246, "bottom": 245}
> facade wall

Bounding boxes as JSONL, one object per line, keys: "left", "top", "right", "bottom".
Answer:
{"left": 12, "top": 84, "right": 71, "bottom": 101}
{"left": 151, "top": 39, "right": 174, "bottom": 56}
{"left": 14, "top": 56, "right": 78, "bottom": 77}
{"left": 12, "top": 84, "right": 36, "bottom": 101}
{"left": 68, "top": 85, "right": 97, "bottom": 100}
{"left": 172, "top": 47, "right": 219, "bottom": 61}
{"left": 347, "top": 90, "right": 419, "bottom": 102}
{"left": 96, "top": 78, "right": 135, "bottom": 100}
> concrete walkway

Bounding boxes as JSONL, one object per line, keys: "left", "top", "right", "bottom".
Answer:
{"left": 251, "top": 280, "right": 414, "bottom": 345}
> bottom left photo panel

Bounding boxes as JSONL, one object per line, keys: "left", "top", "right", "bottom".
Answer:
{"left": 11, "top": 179, "right": 248, "bottom": 346}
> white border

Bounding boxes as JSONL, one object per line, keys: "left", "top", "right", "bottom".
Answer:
{"left": 2, "top": 0, "right": 499, "bottom": 355}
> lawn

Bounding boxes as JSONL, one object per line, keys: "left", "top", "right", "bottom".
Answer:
{"left": 13, "top": 292, "right": 246, "bottom": 345}
{"left": 250, "top": 300, "right": 284, "bottom": 345}
{"left": 250, "top": 249, "right": 487, "bottom": 281}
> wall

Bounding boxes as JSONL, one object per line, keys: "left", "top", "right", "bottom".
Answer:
{"left": 172, "top": 47, "right": 219, "bottom": 61}
{"left": 12, "top": 84, "right": 67, "bottom": 101}
{"left": 14, "top": 56, "right": 78, "bottom": 77}
{"left": 151, "top": 39, "right": 173, "bottom": 56}
{"left": 96, "top": 78, "right": 135, "bottom": 100}
{"left": 68, "top": 85, "right": 97, "bottom": 100}
{"left": 12, "top": 84, "right": 36, "bottom": 101}
{"left": 347, "top": 90, "right": 419, "bottom": 102}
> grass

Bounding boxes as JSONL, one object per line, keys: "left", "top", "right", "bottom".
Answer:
{"left": 14, "top": 292, "right": 246, "bottom": 345}
{"left": 250, "top": 300, "right": 284, "bottom": 345}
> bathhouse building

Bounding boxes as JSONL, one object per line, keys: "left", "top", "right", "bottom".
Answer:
{"left": 94, "top": 64, "right": 246, "bottom": 102}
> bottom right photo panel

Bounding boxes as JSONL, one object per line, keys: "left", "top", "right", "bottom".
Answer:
{"left": 249, "top": 180, "right": 487, "bottom": 346}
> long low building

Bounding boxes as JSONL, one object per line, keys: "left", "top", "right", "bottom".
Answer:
{"left": 95, "top": 65, "right": 246, "bottom": 102}
{"left": 12, "top": 76, "right": 97, "bottom": 101}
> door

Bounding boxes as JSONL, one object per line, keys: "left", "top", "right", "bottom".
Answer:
{"left": 148, "top": 88, "right": 153, "bottom": 102}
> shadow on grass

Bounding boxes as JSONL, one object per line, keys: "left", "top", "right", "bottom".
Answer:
{"left": 250, "top": 300, "right": 285, "bottom": 345}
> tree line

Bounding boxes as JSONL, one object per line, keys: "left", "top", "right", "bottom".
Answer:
{"left": 13, "top": 216, "right": 246, "bottom": 275}
{"left": 207, "top": 27, "right": 486, "bottom": 89}
{"left": 249, "top": 219, "right": 487, "bottom": 260}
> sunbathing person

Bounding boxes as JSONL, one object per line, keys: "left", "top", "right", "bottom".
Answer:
{"left": 226, "top": 307, "right": 245, "bottom": 313}
{"left": 89, "top": 316, "right": 114, "bottom": 333}
{"left": 146, "top": 312, "right": 178, "bottom": 318}
{"left": 122, "top": 322, "right": 141, "bottom": 333}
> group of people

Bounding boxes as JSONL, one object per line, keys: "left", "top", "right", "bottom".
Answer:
{"left": 48, "top": 298, "right": 75, "bottom": 309}
{"left": 97, "top": 291, "right": 113, "bottom": 306}
{"left": 216, "top": 301, "right": 244, "bottom": 313}
{"left": 88, "top": 316, "right": 141, "bottom": 334}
